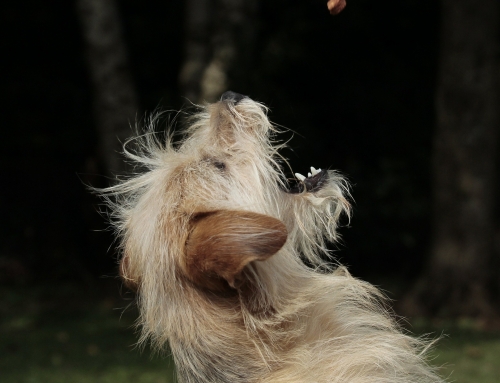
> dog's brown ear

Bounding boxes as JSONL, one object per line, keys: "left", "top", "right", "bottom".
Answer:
{"left": 183, "top": 210, "right": 288, "bottom": 290}
{"left": 119, "top": 255, "right": 140, "bottom": 292}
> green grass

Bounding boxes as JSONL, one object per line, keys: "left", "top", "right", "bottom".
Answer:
{"left": 430, "top": 328, "right": 500, "bottom": 382}
{"left": 1, "top": 283, "right": 499, "bottom": 383}
{"left": 1, "top": 311, "right": 176, "bottom": 383}
{"left": 0, "top": 283, "right": 176, "bottom": 383}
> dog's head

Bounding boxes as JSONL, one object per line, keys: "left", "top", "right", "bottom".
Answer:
{"left": 114, "top": 93, "right": 289, "bottom": 290}
{"left": 101, "top": 92, "right": 349, "bottom": 344}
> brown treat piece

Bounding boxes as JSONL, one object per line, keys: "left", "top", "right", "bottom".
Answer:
{"left": 327, "top": 0, "right": 346, "bottom": 15}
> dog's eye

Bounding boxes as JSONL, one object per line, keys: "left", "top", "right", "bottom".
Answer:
{"left": 213, "top": 161, "right": 226, "bottom": 171}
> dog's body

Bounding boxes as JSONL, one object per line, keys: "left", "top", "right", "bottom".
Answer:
{"left": 101, "top": 92, "right": 442, "bottom": 383}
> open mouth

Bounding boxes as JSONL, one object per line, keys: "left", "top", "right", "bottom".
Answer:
{"left": 217, "top": 92, "right": 328, "bottom": 196}
{"left": 287, "top": 167, "right": 328, "bottom": 194}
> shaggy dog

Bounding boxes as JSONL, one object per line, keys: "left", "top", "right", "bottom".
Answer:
{"left": 100, "top": 92, "right": 443, "bottom": 383}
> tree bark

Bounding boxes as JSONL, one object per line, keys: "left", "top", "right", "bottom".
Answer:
{"left": 76, "top": 0, "right": 139, "bottom": 177}
{"left": 403, "top": 0, "right": 499, "bottom": 319}
{"left": 179, "top": 0, "right": 213, "bottom": 103}
{"left": 179, "top": 0, "right": 258, "bottom": 103}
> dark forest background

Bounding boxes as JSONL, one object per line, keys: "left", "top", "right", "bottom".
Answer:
{"left": 1, "top": 0, "right": 499, "bottom": 321}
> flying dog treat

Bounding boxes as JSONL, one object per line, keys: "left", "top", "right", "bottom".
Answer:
{"left": 327, "top": 0, "right": 346, "bottom": 15}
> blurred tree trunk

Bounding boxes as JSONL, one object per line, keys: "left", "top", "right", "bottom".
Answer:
{"left": 179, "top": 0, "right": 258, "bottom": 103}
{"left": 179, "top": 0, "right": 212, "bottom": 103}
{"left": 403, "top": 0, "right": 499, "bottom": 318}
{"left": 76, "top": 0, "right": 138, "bottom": 177}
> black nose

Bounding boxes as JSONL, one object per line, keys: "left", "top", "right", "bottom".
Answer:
{"left": 220, "top": 91, "right": 247, "bottom": 104}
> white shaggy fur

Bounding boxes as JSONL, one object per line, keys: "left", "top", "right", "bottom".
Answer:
{"left": 99, "top": 95, "right": 443, "bottom": 383}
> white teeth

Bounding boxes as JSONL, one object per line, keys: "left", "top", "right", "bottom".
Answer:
{"left": 310, "top": 167, "right": 321, "bottom": 176}
{"left": 295, "top": 173, "right": 306, "bottom": 182}
{"left": 296, "top": 167, "right": 321, "bottom": 181}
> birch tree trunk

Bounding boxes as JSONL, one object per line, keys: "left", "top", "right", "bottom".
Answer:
{"left": 77, "top": 0, "right": 138, "bottom": 177}
{"left": 179, "top": 0, "right": 212, "bottom": 103}
{"left": 403, "top": 0, "right": 499, "bottom": 318}
{"left": 179, "top": 0, "right": 258, "bottom": 103}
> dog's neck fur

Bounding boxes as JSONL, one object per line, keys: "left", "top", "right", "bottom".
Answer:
{"left": 101, "top": 96, "right": 443, "bottom": 383}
